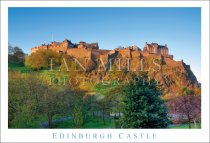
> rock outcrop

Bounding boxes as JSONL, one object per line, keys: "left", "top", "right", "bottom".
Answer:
{"left": 31, "top": 39, "right": 200, "bottom": 97}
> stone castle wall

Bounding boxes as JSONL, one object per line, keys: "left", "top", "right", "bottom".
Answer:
{"left": 30, "top": 39, "right": 174, "bottom": 62}
{"left": 66, "top": 48, "right": 92, "bottom": 60}
{"left": 31, "top": 45, "right": 48, "bottom": 53}
{"left": 117, "top": 49, "right": 131, "bottom": 58}
{"left": 31, "top": 39, "right": 76, "bottom": 54}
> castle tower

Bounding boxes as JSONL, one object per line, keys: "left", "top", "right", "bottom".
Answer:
{"left": 152, "top": 43, "right": 158, "bottom": 54}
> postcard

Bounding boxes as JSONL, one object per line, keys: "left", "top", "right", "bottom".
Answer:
{"left": 0, "top": 0, "right": 209, "bottom": 142}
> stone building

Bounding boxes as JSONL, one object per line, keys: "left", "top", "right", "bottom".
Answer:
{"left": 30, "top": 38, "right": 100, "bottom": 60}
{"left": 31, "top": 38, "right": 75, "bottom": 54}
{"left": 78, "top": 41, "right": 99, "bottom": 49}
{"left": 143, "top": 42, "right": 173, "bottom": 59}
{"left": 30, "top": 39, "right": 173, "bottom": 61}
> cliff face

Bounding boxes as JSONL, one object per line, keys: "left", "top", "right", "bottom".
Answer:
{"left": 31, "top": 39, "right": 200, "bottom": 97}
{"left": 62, "top": 50, "right": 199, "bottom": 98}
{"left": 140, "top": 54, "right": 199, "bottom": 97}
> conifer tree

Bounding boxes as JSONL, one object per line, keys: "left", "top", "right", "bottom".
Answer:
{"left": 121, "top": 73, "right": 170, "bottom": 128}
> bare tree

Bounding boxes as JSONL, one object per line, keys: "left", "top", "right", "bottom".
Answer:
{"left": 168, "top": 87, "right": 201, "bottom": 128}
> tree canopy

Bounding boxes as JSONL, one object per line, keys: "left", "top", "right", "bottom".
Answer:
{"left": 25, "top": 49, "right": 61, "bottom": 70}
{"left": 121, "top": 73, "right": 170, "bottom": 128}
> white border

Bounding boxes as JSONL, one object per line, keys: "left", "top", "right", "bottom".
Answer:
{"left": 1, "top": 1, "right": 209, "bottom": 142}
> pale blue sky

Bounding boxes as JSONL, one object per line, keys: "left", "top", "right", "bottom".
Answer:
{"left": 8, "top": 7, "right": 201, "bottom": 82}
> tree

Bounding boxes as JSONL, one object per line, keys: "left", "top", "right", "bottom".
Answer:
{"left": 8, "top": 46, "right": 25, "bottom": 64}
{"left": 63, "top": 87, "right": 86, "bottom": 128}
{"left": 25, "top": 49, "right": 61, "bottom": 70}
{"left": 8, "top": 71, "right": 68, "bottom": 128}
{"left": 33, "top": 83, "right": 75, "bottom": 128}
{"left": 121, "top": 73, "right": 170, "bottom": 128}
{"left": 92, "top": 83, "right": 122, "bottom": 125}
{"left": 83, "top": 94, "right": 98, "bottom": 119}
{"left": 168, "top": 87, "right": 201, "bottom": 128}
{"left": 8, "top": 72, "right": 39, "bottom": 128}
{"left": 98, "top": 95, "right": 112, "bottom": 125}
{"left": 8, "top": 67, "right": 87, "bottom": 128}
{"left": 8, "top": 43, "right": 14, "bottom": 55}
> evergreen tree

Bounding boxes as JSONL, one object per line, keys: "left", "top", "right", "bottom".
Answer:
{"left": 121, "top": 73, "right": 170, "bottom": 128}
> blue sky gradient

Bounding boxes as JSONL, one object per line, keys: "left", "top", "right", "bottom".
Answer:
{"left": 8, "top": 7, "right": 201, "bottom": 82}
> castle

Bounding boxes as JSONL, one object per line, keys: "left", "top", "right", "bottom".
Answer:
{"left": 143, "top": 42, "right": 173, "bottom": 59}
{"left": 31, "top": 38, "right": 174, "bottom": 60}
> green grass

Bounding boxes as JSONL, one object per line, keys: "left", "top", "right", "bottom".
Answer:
{"left": 54, "top": 117, "right": 115, "bottom": 129}
{"left": 56, "top": 118, "right": 202, "bottom": 129}
{"left": 84, "top": 118, "right": 115, "bottom": 129}
{"left": 53, "top": 120, "right": 74, "bottom": 128}
{"left": 93, "top": 82, "right": 120, "bottom": 95}
{"left": 8, "top": 63, "right": 29, "bottom": 72}
{"left": 169, "top": 123, "right": 201, "bottom": 129}
{"left": 8, "top": 63, "right": 69, "bottom": 82}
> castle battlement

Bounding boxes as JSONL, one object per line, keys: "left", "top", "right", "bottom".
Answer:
{"left": 143, "top": 42, "right": 173, "bottom": 59}
{"left": 30, "top": 39, "right": 174, "bottom": 61}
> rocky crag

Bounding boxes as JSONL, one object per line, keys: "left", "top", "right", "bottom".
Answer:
{"left": 31, "top": 39, "right": 200, "bottom": 97}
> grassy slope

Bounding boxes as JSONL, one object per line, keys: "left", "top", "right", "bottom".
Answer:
{"left": 53, "top": 118, "right": 115, "bottom": 129}
{"left": 8, "top": 63, "right": 29, "bottom": 71}
{"left": 169, "top": 123, "right": 201, "bottom": 129}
